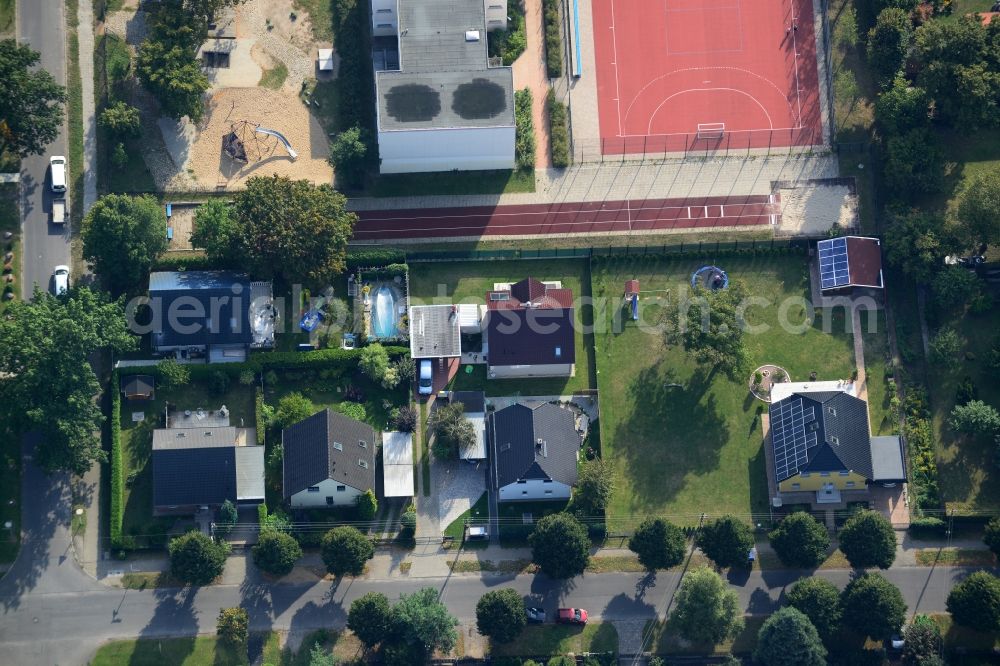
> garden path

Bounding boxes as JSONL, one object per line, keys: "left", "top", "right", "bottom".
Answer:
{"left": 511, "top": 0, "right": 552, "bottom": 169}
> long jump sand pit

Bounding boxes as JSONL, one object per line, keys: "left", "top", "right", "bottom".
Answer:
{"left": 187, "top": 87, "right": 333, "bottom": 189}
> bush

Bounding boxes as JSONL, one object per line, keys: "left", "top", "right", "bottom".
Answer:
{"left": 696, "top": 515, "right": 755, "bottom": 569}
{"left": 391, "top": 406, "right": 417, "bottom": 432}
{"left": 275, "top": 392, "right": 315, "bottom": 429}
{"left": 768, "top": 512, "right": 830, "bottom": 568}
{"left": 320, "top": 526, "right": 374, "bottom": 577}
{"left": 514, "top": 88, "right": 535, "bottom": 170}
{"left": 356, "top": 489, "right": 378, "bottom": 521}
{"left": 838, "top": 509, "right": 897, "bottom": 569}
{"left": 487, "top": 1, "right": 527, "bottom": 65}
{"left": 255, "top": 388, "right": 266, "bottom": 446}
{"left": 209, "top": 370, "right": 230, "bottom": 395}
{"left": 168, "top": 531, "right": 229, "bottom": 585}
{"left": 157, "top": 358, "right": 190, "bottom": 388}
{"left": 902, "top": 614, "right": 942, "bottom": 665}
{"left": 216, "top": 607, "right": 249, "bottom": 647}
{"left": 252, "top": 529, "right": 302, "bottom": 576}
{"left": 947, "top": 571, "right": 1000, "bottom": 631}
{"left": 984, "top": 517, "right": 1000, "bottom": 557}
{"left": 908, "top": 516, "right": 946, "bottom": 538}
{"left": 110, "top": 371, "right": 124, "bottom": 549}
{"left": 217, "top": 499, "right": 238, "bottom": 537}
{"left": 547, "top": 89, "right": 570, "bottom": 168}
{"left": 542, "top": 0, "right": 563, "bottom": 78}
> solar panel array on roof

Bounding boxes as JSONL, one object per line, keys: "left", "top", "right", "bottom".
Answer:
{"left": 818, "top": 238, "right": 851, "bottom": 289}
{"left": 771, "top": 397, "right": 819, "bottom": 481}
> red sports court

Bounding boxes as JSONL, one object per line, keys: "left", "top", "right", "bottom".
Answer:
{"left": 592, "top": 0, "right": 824, "bottom": 155}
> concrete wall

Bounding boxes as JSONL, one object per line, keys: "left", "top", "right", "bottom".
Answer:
{"left": 778, "top": 470, "right": 868, "bottom": 493}
{"left": 289, "top": 478, "right": 363, "bottom": 508}
{"left": 499, "top": 479, "right": 572, "bottom": 502}
{"left": 378, "top": 126, "right": 515, "bottom": 174}
{"left": 489, "top": 363, "right": 574, "bottom": 379}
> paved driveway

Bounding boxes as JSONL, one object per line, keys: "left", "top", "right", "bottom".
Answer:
{"left": 432, "top": 458, "right": 486, "bottom": 531}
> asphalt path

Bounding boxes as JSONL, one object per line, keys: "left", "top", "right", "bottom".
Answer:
{"left": 18, "top": 0, "right": 72, "bottom": 298}
{"left": 353, "top": 195, "right": 778, "bottom": 240}
{"left": 0, "top": 555, "right": 986, "bottom": 664}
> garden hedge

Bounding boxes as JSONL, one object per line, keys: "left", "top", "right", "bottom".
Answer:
{"left": 547, "top": 89, "right": 570, "bottom": 168}
{"left": 908, "top": 516, "right": 946, "bottom": 538}
{"left": 110, "top": 370, "right": 124, "bottom": 549}
{"left": 347, "top": 247, "right": 406, "bottom": 268}
{"left": 514, "top": 88, "right": 535, "bottom": 170}
{"left": 543, "top": 0, "right": 563, "bottom": 78}
{"left": 255, "top": 387, "right": 266, "bottom": 446}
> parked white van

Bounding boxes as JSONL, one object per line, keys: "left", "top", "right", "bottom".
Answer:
{"left": 49, "top": 156, "right": 66, "bottom": 193}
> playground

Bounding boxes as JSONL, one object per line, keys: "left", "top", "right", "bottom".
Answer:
{"left": 591, "top": 0, "right": 825, "bottom": 155}
{"left": 182, "top": 87, "right": 332, "bottom": 190}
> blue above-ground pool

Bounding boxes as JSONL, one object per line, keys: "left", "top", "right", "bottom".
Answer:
{"left": 371, "top": 285, "right": 399, "bottom": 338}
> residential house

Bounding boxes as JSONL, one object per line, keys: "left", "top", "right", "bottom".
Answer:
{"left": 491, "top": 401, "right": 581, "bottom": 502}
{"left": 148, "top": 271, "right": 274, "bottom": 363}
{"left": 409, "top": 305, "right": 462, "bottom": 360}
{"left": 768, "top": 381, "right": 906, "bottom": 506}
{"left": 485, "top": 277, "right": 576, "bottom": 379}
{"left": 282, "top": 409, "right": 376, "bottom": 508}
{"left": 151, "top": 408, "right": 263, "bottom": 515}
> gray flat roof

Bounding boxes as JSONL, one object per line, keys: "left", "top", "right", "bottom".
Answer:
{"left": 376, "top": 0, "right": 514, "bottom": 131}
{"left": 870, "top": 435, "right": 907, "bottom": 482}
{"left": 235, "top": 446, "right": 265, "bottom": 500}
{"left": 409, "top": 305, "right": 462, "bottom": 358}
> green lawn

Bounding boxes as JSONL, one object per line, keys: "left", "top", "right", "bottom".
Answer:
{"left": 490, "top": 623, "right": 619, "bottom": 657}
{"left": 646, "top": 615, "right": 765, "bottom": 656}
{"left": 119, "top": 381, "right": 255, "bottom": 543}
{"left": 408, "top": 259, "right": 597, "bottom": 396}
{"left": 90, "top": 636, "right": 246, "bottom": 666}
{"left": 592, "top": 255, "right": 857, "bottom": 528}
{"left": 0, "top": 0, "right": 14, "bottom": 35}
{"left": 371, "top": 168, "right": 536, "bottom": 197}
{"left": 930, "top": 305, "right": 1000, "bottom": 512}
{"left": 443, "top": 491, "right": 488, "bottom": 541}
{"left": 292, "top": 0, "right": 333, "bottom": 42}
{"left": 860, "top": 310, "right": 896, "bottom": 436}
{"left": 259, "top": 62, "right": 289, "bottom": 90}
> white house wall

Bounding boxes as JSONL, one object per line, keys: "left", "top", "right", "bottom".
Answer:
{"left": 289, "top": 478, "right": 363, "bottom": 508}
{"left": 499, "top": 479, "right": 572, "bottom": 502}
{"left": 378, "top": 127, "right": 515, "bottom": 174}
{"left": 371, "top": 0, "right": 398, "bottom": 36}
{"left": 489, "top": 363, "right": 574, "bottom": 379}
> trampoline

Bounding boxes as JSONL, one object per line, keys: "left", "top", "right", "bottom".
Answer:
{"left": 691, "top": 265, "right": 729, "bottom": 292}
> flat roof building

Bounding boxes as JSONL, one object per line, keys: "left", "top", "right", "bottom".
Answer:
{"left": 371, "top": 0, "right": 514, "bottom": 174}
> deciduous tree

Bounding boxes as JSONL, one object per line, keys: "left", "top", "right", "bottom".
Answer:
{"left": 950, "top": 400, "right": 1000, "bottom": 438}
{"left": 983, "top": 517, "right": 1000, "bottom": 557}
{"left": 867, "top": 9, "right": 914, "bottom": 87}
{"left": 883, "top": 209, "right": 956, "bottom": 284}
{"left": 216, "top": 607, "right": 249, "bottom": 647}
{"left": 840, "top": 572, "right": 907, "bottom": 639}
{"left": 390, "top": 587, "right": 459, "bottom": 655}
{"left": 190, "top": 199, "right": 239, "bottom": 266}
{"left": 169, "top": 531, "right": 229, "bottom": 585}
{"left": 528, "top": 513, "right": 590, "bottom": 579}
{"left": 753, "top": 607, "right": 826, "bottom": 666}
{"left": 99, "top": 101, "right": 142, "bottom": 138}
{"left": 275, "top": 392, "right": 315, "bottom": 429}
{"left": 320, "top": 526, "right": 373, "bottom": 577}
{"left": 348, "top": 591, "right": 392, "bottom": 649}
{"left": 252, "top": 529, "right": 302, "bottom": 576}
{"left": 902, "top": 614, "right": 943, "bottom": 665}
{"left": 136, "top": 2, "right": 209, "bottom": 121}
{"left": 331, "top": 125, "right": 368, "bottom": 189}
{"left": 947, "top": 571, "right": 1000, "bottom": 632}
{"left": 0, "top": 39, "right": 66, "bottom": 157}
{"left": 883, "top": 128, "right": 944, "bottom": 199}
{"left": 356, "top": 489, "right": 378, "bottom": 521}
{"left": 628, "top": 518, "right": 687, "bottom": 571}
{"left": 430, "top": 402, "right": 476, "bottom": 460}
{"left": 931, "top": 267, "right": 982, "bottom": 310}
{"left": 786, "top": 577, "right": 842, "bottom": 640}
{"left": 573, "top": 458, "right": 615, "bottom": 516}
{"left": 0, "top": 288, "right": 136, "bottom": 474}
{"left": 668, "top": 281, "right": 749, "bottom": 379}
{"left": 838, "top": 509, "right": 897, "bottom": 569}
{"left": 82, "top": 194, "right": 168, "bottom": 295}
{"left": 768, "top": 512, "right": 830, "bottom": 569}
{"left": 476, "top": 588, "right": 527, "bottom": 643}
{"left": 670, "top": 566, "right": 743, "bottom": 645}
{"left": 956, "top": 167, "right": 1000, "bottom": 248}
{"left": 696, "top": 515, "right": 755, "bottom": 569}
{"left": 875, "top": 77, "right": 931, "bottom": 136}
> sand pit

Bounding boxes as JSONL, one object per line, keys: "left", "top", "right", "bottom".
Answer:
{"left": 776, "top": 184, "right": 857, "bottom": 237}
{"left": 186, "top": 87, "right": 332, "bottom": 190}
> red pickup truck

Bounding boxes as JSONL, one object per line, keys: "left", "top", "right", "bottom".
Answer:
{"left": 557, "top": 608, "right": 588, "bottom": 624}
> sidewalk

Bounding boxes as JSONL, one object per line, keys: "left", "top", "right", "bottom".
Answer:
{"left": 78, "top": 0, "right": 98, "bottom": 211}
{"left": 96, "top": 529, "right": 996, "bottom": 587}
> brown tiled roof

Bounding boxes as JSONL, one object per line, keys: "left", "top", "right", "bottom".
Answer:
{"left": 486, "top": 277, "right": 574, "bottom": 310}
{"left": 846, "top": 237, "right": 883, "bottom": 288}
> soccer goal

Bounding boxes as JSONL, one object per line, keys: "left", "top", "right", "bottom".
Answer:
{"left": 696, "top": 122, "right": 726, "bottom": 140}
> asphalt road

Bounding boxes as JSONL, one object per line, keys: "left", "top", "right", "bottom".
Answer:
{"left": 353, "top": 195, "right": 777, "bottom": 241}
{"left": 18, "top": 0, "right": 72, "bottom": 299}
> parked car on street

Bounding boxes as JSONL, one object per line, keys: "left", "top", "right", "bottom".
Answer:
{"left": 526, "top": 607, "right": 546, "bottom": 624}
{"left": 52, "top": 265, "right": 69, "bottom": 295}
{"left": 557, "top": 608, "right": 588, "bottom": 624}
{"left": 49, "top": 156, "right": 66, "bottom": 193}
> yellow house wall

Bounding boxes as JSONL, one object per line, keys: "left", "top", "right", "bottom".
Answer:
{"left": 779, "top": 471, "right": 868, "bottom": 493}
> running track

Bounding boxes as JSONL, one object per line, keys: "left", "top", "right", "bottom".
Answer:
{"left": 353, "top": 194, "right": 778, "bottom": 240}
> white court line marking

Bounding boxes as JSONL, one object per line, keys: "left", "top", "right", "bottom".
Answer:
{"left": 645, "top": 87, "right": 774, "bottom": 135}
{"left": 621, "top": 66, "right": 794, "bottom": 132}
{"left": 619, "top": 125, "right": 802, "bottom": 137}
{"left": 610, "top": 0, "right": 623, "bottom": 136}
{"left": 703, "top": 206, "right": 709, "bottom": 217}
{"left": 789, "top": 0, "right": 803, "bottom": 126}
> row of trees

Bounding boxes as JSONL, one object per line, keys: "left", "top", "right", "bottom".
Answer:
{"left": 79, "top": 175, "right": 357, "bottom": 298}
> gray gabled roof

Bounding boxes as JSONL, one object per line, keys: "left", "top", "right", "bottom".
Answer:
{"left": 769, "top": 390, "right": 873, "bottom": 482}
{"left": 282, "top": 409, "right": 376, "bottom": 496}
{"left": 490, "top": 401, "right": 580, "bottom": 488}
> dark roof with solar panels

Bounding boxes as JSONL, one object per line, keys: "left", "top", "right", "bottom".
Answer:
{"left": 817, "top": 237, "right": 884, "bottom": 291}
